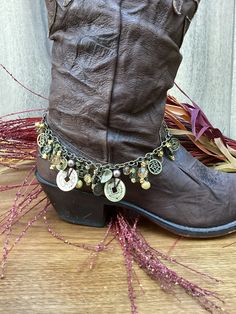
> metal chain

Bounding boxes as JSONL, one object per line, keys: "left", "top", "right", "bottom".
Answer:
{"left": 41, "top": 115, "right": 173, "bottom": 171}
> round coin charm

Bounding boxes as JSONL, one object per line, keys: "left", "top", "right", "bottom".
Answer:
{"left": 170, "top": 137, "right": 180, "bottom": 151}
{"left": 56, "top": 157, "right": 68, "bottom": 171}
{"left": 56, "top": 169, "right": 78, "bottom": 192}
{"left": 92, "top": 183, "right": 104, "bottom": 196}
{"left": 104, "top": 178, "right": 126, "bottom": 203}
{"left": 101, "top": 169, "right": 113, "bottom": 184}
{"left": 148, "top": 159, "right": 163, "bottom": 175}
{"left": 37, "top": 133, "right": 47, "bottom": 148}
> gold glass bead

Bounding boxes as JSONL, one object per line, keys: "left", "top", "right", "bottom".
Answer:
{"left": 141, "top": 161, "right": 147, "bottom": 167}
{"left": 123, "top": 166, "right": 131, "bottom": 176}
{"left": 76, "top": 180, "right": 83, "bottom": 189}
{"left": 57, "top": 151, "right": 62, "bottom": 156}
{"left": 50, "top": 165, "right": 56, "bottom": 170}
{"left": 138, "top": 167, "right": 148, "bottom": 179}
{"left": 165, "top": 142, "right": 172, "bottom": 148}
{"left": 141, "top": 181, "right": 151, "bottom": 190}
{"left": 48, "top": 139, "right": 53, "bottom": 145}
{"left": 169, "top": 155, "right": 175, "bottom": 161}
{"left": 158, "top": 150, "right": 164, "bottom": 157}
{"left": 42, "top": 153, "right": 48, "bottom": 160}
{"left": 84, "top": 174, "right": 92, "bottom": 185}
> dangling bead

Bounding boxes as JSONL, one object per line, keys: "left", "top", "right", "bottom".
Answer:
{"left": 123, "top": 166, "right": 131, "bottom": 175}
{"left": 130, "top": 167, "right": 137, "bottom": 174}
{"left": 165, "top": 142, "right": 172, "bottom": 148}
{"left": 113, "top": 169, "right": 121, "bottom": 178}
{"left": 51, "top": 155, "right": 61, "bottom": 167}
{"left": 138, "top": 167, "right": 148, "bottom": 179}
{"left": 130, "top": 167, "right": 138, "bottom": 183}
{"left": 158, "top": 150, "right": 164, "bottom": 157}
{"left": 35, "top": 122, "right": 41, "bottom": 128}
{"left": 76, "top": 180, "right": 83, "bottom": 189}
{"left": 141, "top": 180, "right": 151, "bottom": 190}
{"left": 67, "top": 159, "right": 75, "bottom": 168}
{"left": 141, "top": 161, "right": 147, "bottom": 167}
{"left": 84, "top": 174, "right": 92, "bottom": 185}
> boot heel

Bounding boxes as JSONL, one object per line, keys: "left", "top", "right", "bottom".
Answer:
{"left": 35, "top": 171, "right": 109, "bottom": 227}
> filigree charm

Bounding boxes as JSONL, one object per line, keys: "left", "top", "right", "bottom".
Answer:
{"left": 148, "top": 159, "right": 163, "bottom": 175}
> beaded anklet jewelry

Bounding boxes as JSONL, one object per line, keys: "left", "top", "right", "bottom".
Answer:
{"left": 35, "top": 116, "right": 180, "bottom": 203}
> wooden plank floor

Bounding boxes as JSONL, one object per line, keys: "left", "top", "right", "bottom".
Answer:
{"left": 0, "top": 169, "right": 236, "bottom": 314}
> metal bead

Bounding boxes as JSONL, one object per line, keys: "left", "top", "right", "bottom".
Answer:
{"left": 113, "top": 169, "right": 121, "bottom": 178}
{"left": 158, "top": 150, "right": 164, "bottom": 157}
{"left": 141, "top": 161, "right": 147, "bottom": 167}
{"left": 141, "top": 181, "right": 151, "bottom": 190}
{"left": 131, "top": 178, "right": 137, "bottom": 183}
{"left": 67, "top": 159, "right": 75, "bottom": 168}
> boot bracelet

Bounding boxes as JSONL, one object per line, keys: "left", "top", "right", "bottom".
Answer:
{"left": 35, "top": 116, "right": 180, "bottom": 203}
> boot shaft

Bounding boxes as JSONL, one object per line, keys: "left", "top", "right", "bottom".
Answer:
{"left": 45, "top": 0, "right": 200, "bottom": 163}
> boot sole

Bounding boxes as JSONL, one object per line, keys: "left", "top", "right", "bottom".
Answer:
{"left": 35, "top": 171, "right": 236, "bottom": 238}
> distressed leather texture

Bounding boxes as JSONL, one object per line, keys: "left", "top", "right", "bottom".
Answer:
{"left": 45, "top": 0, "right": 199, "bottom": 163}
{"left": 37, "top": 1, "right": 236, "bottom": 229}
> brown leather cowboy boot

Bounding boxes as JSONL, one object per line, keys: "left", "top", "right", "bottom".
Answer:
{"left": 36, "top": 0, "right": 236, "bottom": 238}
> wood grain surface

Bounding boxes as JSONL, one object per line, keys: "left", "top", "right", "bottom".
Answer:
{"left": 0, "top": 169, "right": 236, "bottom": 314}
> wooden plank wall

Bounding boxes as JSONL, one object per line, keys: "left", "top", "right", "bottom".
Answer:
{"left": 0, "top": 1, "right": 235, "bottom": 138}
